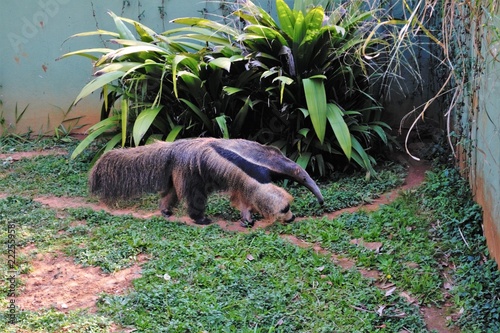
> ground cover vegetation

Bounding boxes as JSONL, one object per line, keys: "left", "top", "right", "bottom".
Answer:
{"left": 0, "top": 138, "right": 499, "bottom": 332}
{"left": 61, "top": 0, "right": 433, "bottom": 177}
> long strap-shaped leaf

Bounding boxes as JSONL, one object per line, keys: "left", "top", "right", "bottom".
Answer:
{"left": 121, "top": 99, "right": 128, "bottom": 147}
{"left": 108, "top": 11, "right": 136, "bottom": 41}
{"left": 133, "top": 106, "right": 164, "bottom": 146}
{"left": 70, "top": 115, "right": 120, "bottom": 159}
{"left": 74, "top": 71, "right": 125, "bottom": 104}
{"left": 303, "top": 76, "right": 327, "bottom": 144}
{"left": 276, "top": 0, "right": 295, "bottom": 37}
{"left": 326, "top": 103, "right": 352, "bottom": 160}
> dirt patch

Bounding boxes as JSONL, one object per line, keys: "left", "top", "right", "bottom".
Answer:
{"left": 0, "top": 148, "right": 68, "bottom": 161}
{"left": 34, "top": 196, "right": 160, "bottom": 220}
{"left": 16, "top": 246, "right": 146, "bottom": 313}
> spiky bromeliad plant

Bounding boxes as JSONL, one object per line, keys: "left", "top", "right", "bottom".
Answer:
{"left": 63, "top": 0, "right": 425, "bottom": 177}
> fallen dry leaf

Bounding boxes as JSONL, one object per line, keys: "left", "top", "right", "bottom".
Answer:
{"left": 385, "top": 286, "right": 397, "bottom": 297}
{"left": 399, "top": 291, "right": 417, "bottom": 304}
{"left": 377, "top": 305, "right": 386, "bottom": 316}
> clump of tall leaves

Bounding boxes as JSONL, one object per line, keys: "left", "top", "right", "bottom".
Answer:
{"left": 63, "top": 0, "right": 427, "bottom": 177}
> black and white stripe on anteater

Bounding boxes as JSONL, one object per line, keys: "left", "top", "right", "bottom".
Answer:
{"left": 89, "top": 138, "right": 323, "bottom": 227}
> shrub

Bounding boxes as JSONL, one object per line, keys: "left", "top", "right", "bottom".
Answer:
{"left": 63, "top": 0, "right": 428, "bottom": 177}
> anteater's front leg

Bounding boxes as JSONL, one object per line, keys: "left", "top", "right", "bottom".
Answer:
{"left": 230, "top": 192, "right": 255, "bottom": 228}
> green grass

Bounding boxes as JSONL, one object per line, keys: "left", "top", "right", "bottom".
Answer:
{"left": 1, "top": 199, "right": 428, "bottom": 332}
{"left": 0, "top": 136, "right": 76, "bottom": 154}
{"left": 1, "top": 139, "right": 500, "bottom": 332}
{"left": 270, "top": 192, "right": 444, "bottom": 305}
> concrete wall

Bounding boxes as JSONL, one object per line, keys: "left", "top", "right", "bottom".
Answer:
{"left": 453, "top": 1, "right": 500, "bottom": 266}
{"left": 0, "top": 0, "right": 278, "bottom": 135}
{"left": 470, "top": 23, "right": 500, "bottom": 265}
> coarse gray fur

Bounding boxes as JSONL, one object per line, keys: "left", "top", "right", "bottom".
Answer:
{"left": 89, "top": 138, "right": 323, "bottom": 226}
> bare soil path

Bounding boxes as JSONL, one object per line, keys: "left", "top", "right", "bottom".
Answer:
{"left": 2, "top": 149, "right": 459, "bottom": 332}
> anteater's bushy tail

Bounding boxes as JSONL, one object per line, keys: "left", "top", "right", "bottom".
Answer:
{"left": 88, "top": 141, "right": 173, "bottom": 204}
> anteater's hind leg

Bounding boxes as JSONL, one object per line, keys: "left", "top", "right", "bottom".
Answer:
{"left": 186, "top": 189, "right": 211, "bottom": 225}
{"left": 159, "top": 185, "right": 178, "bottom": 218}
{"left": 173, "top": 171, "right": 212, "bottom": 225}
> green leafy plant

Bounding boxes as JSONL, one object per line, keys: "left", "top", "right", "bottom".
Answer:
{"left": 62, "top": 0, "right": 431, "bottom": 177}
{"left": 0, "top": 103, "right": 30, "bottom": 142}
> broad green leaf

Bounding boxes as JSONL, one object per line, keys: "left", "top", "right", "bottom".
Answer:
{"left": 163, "top": 27, "right": 235, "bottom": 47}
{"left": 209, "top": 57, "right": 232, "bottom": 72}
{"left": 232, "top": 97, "right": 251, "bottom": 133}
{"left": 74, "top": 71, "right": 124, "bottom": 104}
{"left": 70, "top": 116, "right": 120, "bottom": 159}
{"left": 177, "top": 71, "right": 203, "bottom": 90}
{"left": 133, "top": 106, "right": 163, "bottom": 146}
{"left": 133, "top": 22, "right": 154, "bottom": 42}
{"left": 95, "top": 62, "right": 146, "bottom": 75}
{"left": 233, "top": 10, "right": 261, "bottom": 25}
{"left": 244, "top": 25, "right": 288, "bottom": 46}
{"left": 371, "top": 120, "right": 392, "bottom": 129}
{"left": 172, "top": 55, "right": 195, "bottom": 98}
{"left": 58, "top": 48, "right": 113, "bottom": 61}
{"left": 303, "top": 77, "right": 327, "bottom": 144}
{"left": 295, "top": 152, "right": 312, "bottom": 170}
{"left": 66, "top": 30, "right": 120, "bottom": 39}
{"left": 86, "top": 114, "right": 120, "bottom": 133}
{"left": 308, "top": 74, "right": 327, "bottom": 80}
{"left": 304, "top": 6, "right": 325, "bottom": 32}
{"left": 276, "top": 0, "right": 295, "bottom": 37}
{"left": 104, "top": 133, "right": 122, "bottom": 154}
{"left": 298, "top": 108, "right": 310, "bottom": 118}
{"left": 292, "top": 11, "right": 306, "bottom": 46}
{"left": 326, "top": 103, "right": 351, "bottom": 160}
{"left": 215, "top": 116, "right": 229, "bottom": 139}
{"left": 261, "top": 68, "right": 280, "bottom": 79}
{"left": 108, "top": 11, "right": 136, "bottom": 40}
{"left": 223, "top": 87, "right": 244, "bottom": 95}
{"left": 298, "top": 128, "right": 310, "bottom": 138}
{"left": 96, "top": 45, "right": 169, "bottom": 66}
{"left": 108, "top": 39, "right": 169, "bottom": 50}
{"left": 172, "top": 33, "right": 233, "bottom": 47}
{"left": 179, "top": 98, "right": 212, "bottom": 130}
{"left": 313, "top": 153, "right": 326, "bottom": 177}
{"left": 119, "top": 17, "right": 157, "bottom": 38}
{"left": 272, "top": 76, "right": 294, "bottom": 104}
{"left": 272, "top": 76, "right": 294, "bottom": 85}
{"left": 166, "top": 125, "right": 184, "bottom": 142}
{"left": 171, "top": 17, "right": 239, "bottom": 37}
{"left": 351, "top": 135, "right": 376, "bottom": 179}
{"left": 234, "top": 1, "right": 277, "bottom": 28}
{"left": 344, "top": 110, "right": 363, "bottom": 116}
{"left": 121, "top": 99, "right": 128, "bottom": 147}
{"left": 372, "top": 124, "right": 388, "bottom": 144}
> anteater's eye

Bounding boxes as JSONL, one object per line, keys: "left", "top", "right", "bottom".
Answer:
{"left": 280, "top": 204, "right": 290, "bottom": 214}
